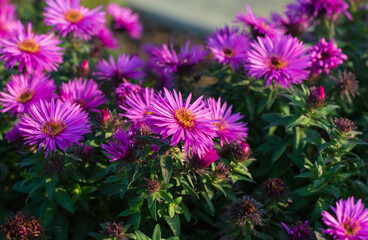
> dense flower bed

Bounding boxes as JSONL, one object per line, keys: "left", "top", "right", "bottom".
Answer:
{"left": 0, "top": 0, "right": 367, "bottom": 239}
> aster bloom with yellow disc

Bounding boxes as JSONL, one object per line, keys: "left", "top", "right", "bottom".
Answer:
{"left": 18, "top": 98, "right": 91, "bottom": 157}
{"left": 322, "top": 197, "right": 368, "bottom": 239}
{"left": 43, "top": 0, "right": 105, "bottom": 40}
{"left": 147, "top": 88, "right": 216, "bottom": 158}
{"left": 60, "top": 78, "right": 107, "bottom": 112}
{"left": 119, "top": 87, "right": 154, "bottom": 123}
{"left": 0, "top": 21, "right": 63, "bottom": 73}
{"left": 0, "top": 73, "right": 56, "bottom": 116}
{"left": 205, "top": 97, "right": 248, "bottom": 146}
{"left": 245, "top": 34, "right": 310, "bottom": 88}
{"left": 0, "top": 1, "right": 17, "bottom": 44}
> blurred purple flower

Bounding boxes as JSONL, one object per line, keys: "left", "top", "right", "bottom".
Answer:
{"left": 281, "top": 221, "right": 314, "bottom": 240}
{"left": 207, "top": 25, "right": 249, "bottom": 69}
{"left": 107, "top": 3, "right": 143, "bottom": 39}
{"left": 95, "top": 27, "right": 119, "bottom": 49}
{"left": 115, "top": 80, "right": 142, "bottom": 105}
{"left": 297, "top": 0, "right": 352, "bottom": 21}
{"left": 101, "top": 127, "right": 135, "bottom": 162}
{"left": 191, "top": 148, "right": 219, "bottom": 168}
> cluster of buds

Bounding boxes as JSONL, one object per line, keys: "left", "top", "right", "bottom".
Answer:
{"left": 262, "top": 178, "right": 287, "bottom": 198}
{"left": 144, "top": 178, "right": 161, "bottom": 196}
{"left": 101, "top": 221, "right": 127, "bottom": 240}
{"left": 334, "top": 117, "right": 356, "bottom": 133}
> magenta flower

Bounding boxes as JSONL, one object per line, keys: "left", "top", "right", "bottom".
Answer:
{"left": 18, "top": 99, "right": 91, "bottom": 157}
{"left": 207, "top": 25, "right": 249, "bottom": 70}
{"left": 245, "top": 34, "right": 310, "bottom": 87}
{"left": 0, "top": 2, "right": 17, "bottom": 43}
{"left": 0, "top": 73, "right": 56, "bottom": 115}
{"left": 235, "top": 4, "right": 281, "bottom": 39}
{"left": 60, "top": 78, "right": 107, "bottom": 112}
{"left": 0, "top": 22, "right": 64, "bottom": 73}
{"left": 205, "top": 97, "right": 248, "bottom": 146}
{"left": 93, "top": 54, "right": 145, "bottom": 81}
{"left": 147, "top": 88, "right": 216, "bottom": 158}
{"left": 309, "top": 38, "right": 347, "bottom": 75}
{"left": 115, "top": 80, "right": 142, "bottom": 105}
{"left": 191, "top": 148, "right": 219, "bottom": 168}
{"left": 101, "top": 127, "right": 135, "bottom": 162}
{"left": 44, "top": 0, "right": 106, "bottom": 40}
{"left": 297, "top": 0, "right": 352, "bottom": 21}
{"left": 150, "top": 40, "right": 208, "bottom": 75}
{"left": 107, "top": 3, "right": 143, "bottom": 39}
{"left": 94, "top": 27, "right": 119, "bottom": 49}
{"left": 322, "top": 197, "right": 368, "bottom": 239}
{"left": 119, "top": 87, "right": 154, "bottom": 122}
{"left": 5, "top": 124, "right": 23, "bottom": 144}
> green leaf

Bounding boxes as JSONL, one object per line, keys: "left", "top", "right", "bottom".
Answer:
{"left": 158, "top": 143, "right": 171, "bottom": 155}
{"left": 54, "top": 188, "right": 75, "bottom": 213}
{"left": 119, "top": 208, "right": 136, "bottom": 217}
{"left": 152, "top": 224, "right": 161, "bottom": 240}
{"left": 45, "top": 178, "right": 56, "bottom": 200}
{"left": 135, "top": 230, "right": 151, "bottom": 240}
{"left": 40, "top": 200, "right": 57, "bottom": 227}
{"left": 181, "top": 181, "right": 199, "bottom": 198}
{"left": 164, "top": 215, "right": 180, "bottom": 236}
{"left": 161, "top": 156, "right": 173, "bottom": 184}
{"left": 55, "top": 211, "right": 69, "bottom": 240}
{"left": 130, "top": 213, "right": 141, "bottom": 230}
{"left": 159, "top": 190, "right": 174, "bottom": 203}
{"left": 180, "top": 203, "right": 191, "bottom": 222}
{"left": 271, "top": 138, "right": 289, "bottom": 163}
{"left": 149, "top": 199, "right": 157, "bottom": 221}
{"left": 201, "top": 191, "right": 215, "bottom": 216}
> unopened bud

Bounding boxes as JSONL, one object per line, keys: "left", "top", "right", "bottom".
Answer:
{"left": 334, "top": 117, "right": 356, "bottom": 133}
{"left": 100, "top": 109, "right": 111, "bottom": 127}
{"left": 232, "top": 142, "right": 252, "bottom": 162}
{"left": 77, "top": 60, "right": 89, "bottom": 78}
{"left": 308, "top": 86, "right": 326, "bottom": 107}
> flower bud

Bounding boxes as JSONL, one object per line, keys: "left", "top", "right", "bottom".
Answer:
{"left": 232, "top": 142, "right": 252, "bottom": 163}
{"left": 77, "top": 60, "right": 89, "bottom": 78}
{"left": 281, "top": 221, "right": 314, "bottom": 240}
{"left": 100, "top": 109, "right": 111, "bottom": 127}
{"left": 74, "top": 145, "right": 94, "bottom": 162}
{"left": 44, "top": 157, "right": 65, "bottom": 176}
{"left": 144, "top": 178, "right": 161, "bottom": 196}
{"left": 308, "top": 86, "right": 326, "bottom": 107}
{"left": 229, "top": 196, "right": 266, "bottom": 228}
{"left": 334, "top": 117, "right": 356, "bottom": 133}
{"left": 263, "top": 178, "right": 287, "bottom": 198}
{"left": 102, "top": 221, "right": 126, "bottom": 240}
{"left": 213, "top": 162, "right": 230, "bottom": 181}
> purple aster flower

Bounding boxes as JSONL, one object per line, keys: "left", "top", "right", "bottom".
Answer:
{"left": 0, "top": 73, "right": 56, "bottom": 115}
{"left": 119, "top": 87, "right": 154, "bottom": 122}
{"left": 309, "top": 38, "right": 347, "bottom": 75}
{"left": 207, "top": 25, "right": 249, "bottom": 70}
{"left": 115, "top": 80, "right": 142, "bottom": 105}
{"left": 94, "top": 27, "right": 119, "bottom": 49}
{"left": 281, "top": 221, "right": 315, "bottom": 240}
{"left": 0, "top": 2, "right": 17, "bottom": 44}
{"left": 101, "top": 127, "right": 135, "bottom": 162}
{"left": 0, "top": 22, "right": 64, "bottom": 74}
{"left": 93, "top": 54, "right": 145, "bottom": 81}
{"left": 272, "top": 3, "right": 310, "bottom": 37}
{"left": 44, "top": 0, "right": 106, "bottom": 40}
{"left": 190, "top": 148, "right": 219, "bottom": 168}
{"left": 18, "top": 98, "right": 91, "bottom": 157}
{"left": 147, "top": 88, "right": 216, "bottom": 158}
{"left": 235, "top": 4, "right": 282, "bottom": 39}
{"left": 322, "top": 197, "right": 368, "bottom": 239}
{"left": 5, "top": 124, "right": 23, "bottom": 144}
{"left": 60, "top": 78, "right": 107, "bottom": 112}
{"left": 245, "top": 34, "right": 310, "bottom": 87}
{"left": 205, "top": 97, "right": 248, "bottom": 146}
{"left": 297, "top": 0, "right": 352, "bottom": 21}
{"left": 107, "top": 3, "right": 143, "bottom": 39}
{"left": 150, "top": 40, "right": 208, "bottom": 75}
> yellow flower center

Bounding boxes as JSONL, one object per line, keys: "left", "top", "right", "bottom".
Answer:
{"left": 42, "top": 122, "right": 66, "bottom": 136}
{"left": 64, "top": 9, "right": 84, "bottom": 23}
{"left": 175, "top": 108, "right": 195, "bottom": 129}
{"left": 214, "top": 119, "right": 226, "bottom": 131}
{"left": 18, "top": 39, "right": 40, "bottom": 53}
{"left": 342, "top": 218, "right": 360, "bottom": 236}
{"left": 16, "top": 90, "right": 34, "bottom": 103}
{"left": 242, "top": 200, "right": 255, "bottom": 215}
{"left": 268, "top": 55, "right": 288, "bottom": 70}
